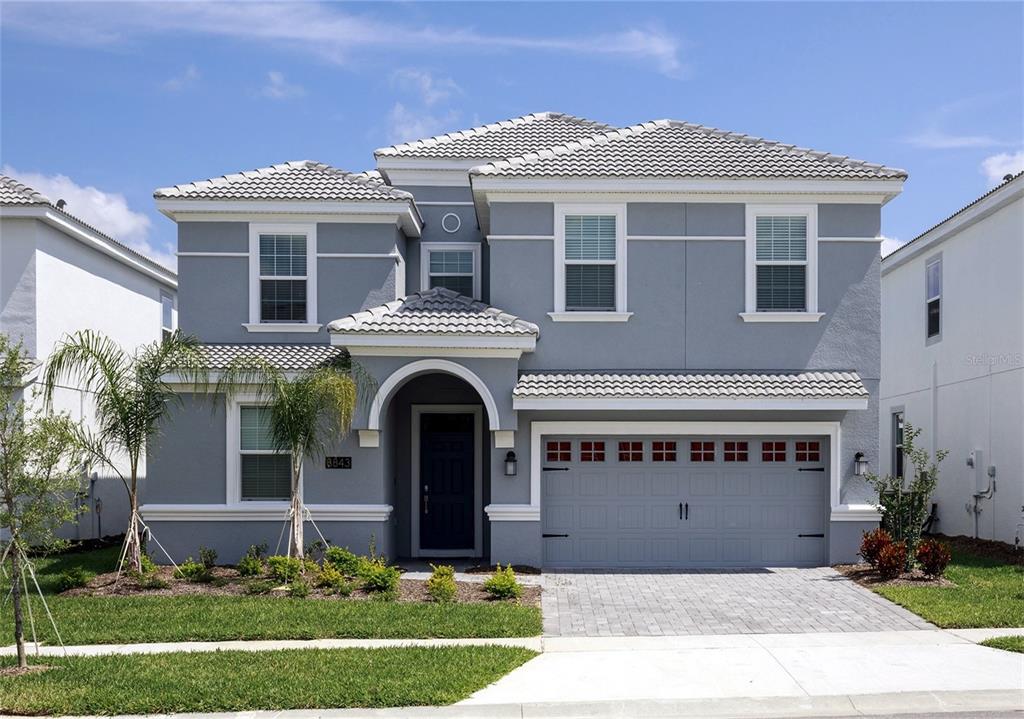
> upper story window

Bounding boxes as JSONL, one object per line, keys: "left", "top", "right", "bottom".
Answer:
{"left": 247, "top": 224, "right": 318, "bottom": 332}
{"left": 160, "top": 292, "right": 175, "bottom": 342}
{"left": 743, "top": 205, "right": 820, "bottom": 322}
{"left": 420, "top": 243, "right": 480, "bottom": 299}
{"left": 552, "top": 205, "right": 629, "bottom": 321}
{"left": 892, "top": 411, "right": 905, "bottom": 479}
{"left": 926, "top": 257, "right": 941, "bottom": 340}
{"left": 239, "top": 406, "right": 291, "bottom": 501}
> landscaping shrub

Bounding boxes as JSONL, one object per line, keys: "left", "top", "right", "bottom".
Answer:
{"left": 359, "top": 558, "right": 400, "bottom": 598}
{"left": 267, "top": 555, "right": 304, "bottom": 583}
{"left": 916, "top": 538, "right": 952, "bottom": 578}
{"left": 316, "top": 564, "right": 354, "bottom": 595}
{"left": 860, "top": 528, "right": 892, "bottom": 567}
{"left": 198, "top": 546, "right": 218, "bottom": 570}
{"left": 138, "top": 574, "right": 170, "bottom": 590}
{"left": 139, "top": 554, "right": 158, "bottom": 576}
{"left": 877, "top": 541, "right": 907, "bottom": 580}
{"left": 236, "top": 554, "right": 263, "bottom": 577}
{"left": 324, "top": 546, "right": 362, "bottom": 576}
{"left": 483, "top": 564, "right": 522, "bottom": 600}
{"left": 426, "top": 564, "right": 457, "bottom": 603}
{"left": 288, "top": 578, "right": 311, "bottom": 598}
{"left": 56, "top": 566, "right": 92, "bottom": 592}
{"left": 173, "top": 558, "right": 210, "bottom": 583}
{"left": 243, "top": 579, "right": 276, "bottom": 595}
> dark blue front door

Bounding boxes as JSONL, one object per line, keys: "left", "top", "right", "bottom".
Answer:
{"left": 420, "top": 413, "right": 474, "bottom": 551}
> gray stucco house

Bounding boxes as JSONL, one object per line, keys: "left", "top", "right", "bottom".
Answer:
{"left": 142, "top": 113, "right": 905, "bottom": 568}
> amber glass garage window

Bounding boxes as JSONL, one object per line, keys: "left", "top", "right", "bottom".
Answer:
{"left": 618, "top": 441, "right": 643, "bottom": 461}
{"left": 652, "top": 441, "right": 677, "bottom": 462}
{"left": 762, "top": 441, "right": 786, "bottom": 462}
{"left": 690, "top": 441, "right": 714, "bottom": 462}
{"left": 724, "top": 441, "right": 749, "bottom": 462}
{"left": 581, "top": 441, "right": 605, "bottom": 462}
{"left": 795, "top": 441, "right": 821, "bottom": 462}
{"left": 546, "top": 441, "right": 571, "bottom": 462}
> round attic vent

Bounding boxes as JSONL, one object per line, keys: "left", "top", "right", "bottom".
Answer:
{"left": 441, "top": 212, "right": 462, "bottom": 233}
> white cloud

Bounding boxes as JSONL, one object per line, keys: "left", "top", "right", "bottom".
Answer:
{"left": 163, "top": 64, "right": 200, "bottom": 92}
{"left": 905, "top": 129, "right": 1005, "bottom": 150}
{"left": 2, "top": 3, "right": 687, "bottom": 78}
{"left": 880, "top": 235, "right": 906, "bottom": 258}
{"left": 391, "top": 69, "right": 460, "bottom": 107}
{"left": 259, "top": 71, "right": 305, "bottom": 100}
{"left": 2, "top": 165, "right": 175, "bottom": 270}
{"left": 386, "top": 103, "right": 461, "bottom": 144}
{"left": 981, "top": 151, "right": 1024, "bottom": 186}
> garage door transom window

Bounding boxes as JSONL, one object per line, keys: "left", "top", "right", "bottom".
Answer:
{"left": 652, "top": 441, "right": 677, "bottom": 462}
{"left": 690, "top": 441, "right": 715, "bottom": 462}
{"left": 581, "top": 441, "right": 606, "bottom": 462}
{"left": 796, "top": 441, "right": 821, "bottom": 462}
{"left": 762, "top": 441, "right": 787, "bottom": 462}
{"left": 546, "top": 441, "right": 571, "bottom": 462}
{"left": 618, "top": 441, "right": 643, "bottom": 461}
{"left": 724, "top": 441, "right": 749, "bottom": 462}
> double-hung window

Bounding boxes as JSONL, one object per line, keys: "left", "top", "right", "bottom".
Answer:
{"left": 160, "top": 292, "right": 175, "bottom": 343}
{"left": 247, "top": 224, "right": 317, "bottom": 331}
{"left": 239, "top": 406, "right": 292, "bottom": 501}
{"left": 553, "top": 205, "right": 628, "bottom": 320}
{"left": 420, "top": 243, "right": 480, "bottom": 299}
{"left": 926, "top": 257, "right": 941, "bottom": 340}
{"left": 892, "top": 411, "right": 905, "bottom": 480}
{"left": 743, "top": 206, "right": 820, "bottom": 321}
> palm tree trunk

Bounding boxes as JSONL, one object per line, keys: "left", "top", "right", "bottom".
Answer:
{"left": 123, "top": 464, "right": 142, "bottom": 574}
{"left": 10, "top": 548, "right": 27, "bottom": 669}
{"left": 289, "top": 459, "right": 304, "bottom": 559}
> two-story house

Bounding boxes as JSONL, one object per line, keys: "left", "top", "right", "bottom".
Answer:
{"left": 880, "top": 172, "right": 1023, "bottom": 548}
{"left": 0, "top": 174, "right": 178, "bottom": 540}
{"left": 142, "top": 113, "right": 905, "bottom": 568}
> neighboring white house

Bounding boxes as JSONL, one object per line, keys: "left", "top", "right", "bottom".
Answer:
{"left": 0, "top": 174, "right": 178, "bottom": 540}
{"left": 880, "top": 172, "right": 1023, "bottom": 548}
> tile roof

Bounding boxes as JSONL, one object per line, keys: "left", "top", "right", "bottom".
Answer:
{"left": 374, "top": 112, "right": 613, "bottom": 160}
{"left": 200, "top": 343, "right": 346, "bottom": 371}
{"left": 513, "top": 371, "right": 868, "bottom": 400}
{"left": 471, "top": 119, "right": 907, "bottom": 181}
{"left": 327, "top": 287, "right": 540, "bottom": 337}
{"left": 0, "top": 175, "right": 51, "bottom": 205}
{"left": 154, "top": 161, "right": 414, "bottom": 202}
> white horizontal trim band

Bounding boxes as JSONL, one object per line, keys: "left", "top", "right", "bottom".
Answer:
{"left": 484, "top": 504, "right": 540, "bottom": 522}
{"left": 243, "top": 323, "right": 323, "bottom": 333}
{"left": 332, "top": 334, "right": 536, "bottom": 350}
{"left": 548, "top": 312, "right": 633, "bottom": 323}
{"left": 347, "top": 347, "right": 524, "bottom": 358}
{"left": 739, "top": 312, "right": 825, "bottom": 323}
{"left": 140, "top": 503, "right": 393, "bottom": 522}
{"left": 818, "top": 236, "right": 883, "bottom": 242}
{"left": 830, "top": 504, "right": 882, "bottom": 522}
{"left": 514, "top": 397, "right": 868, "bottom": 411}
{"left": 626, "top": 235, "right": 744, "bottom": 241}
{"left": 416, "top": 201, "right": 475, "bottom": 206}
{"left": 177, "top": 251, "right": 248, "bottom": 257}
{"left": 317, "top": 253, "right": 399, "bottom": 259}
{"left": 486, "top": 234, "right": 555, "bottom": 241}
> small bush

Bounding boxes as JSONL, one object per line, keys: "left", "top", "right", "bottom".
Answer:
{"left": 138, "top": 574, "right": 170, "bottom": 590}
{"left": 877, "top": 541, "right": 908, "bottom": 580}
{"left": 316, "top": 564, "right": 353, "bottom": 595}
{"left": 173, "top": 558, "right": 210, "bottom": 583}
{"left": 860, "top": 528, "right": 892, "bottom": 567}
{"left": 288, "top": 578, "right": 311, "bottom": 598}
{"left": 198, "top": 546, "right": 218, "bottom": 570}
{"left": 323, "top": 546, "right": 362, "bottom": 576}
{"left": 56, "top": 567, "right": 92, "bottom": 592}
{"left": 243, "top": 579, "right": 276, "bottom": 595}
{"left": 267, "top": 555, "right": 304, "bottom": 583}
{"left": 358, "top": 558, "right": 400, "bottom": 598}
{"left": 236, "top": 553, "right": 263, "bottom": 577}
{"left": 916, "top": 538, "right": 952, "bottom": 578}
{"left": 483, "top": 564, "right": 522, "bottom": 600}
{"left": 426, "top": 564, "right": 457, "bottom": 603}
{"left": 305, "top": 540, "right": 328, "bottom": 561}
{"left": 139, "top": 554, "right": 158, "bottom": 576}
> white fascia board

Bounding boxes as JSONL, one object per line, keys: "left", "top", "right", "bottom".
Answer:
{"left": 378, "top": 168, "right": 472, "bottom": 187}
{"left": 140, "top": 503, "right": 393, "bottom": 522}
{"left": 830, "top": 504, "right": 882, "bottom": 522}
{"left": 331, "top": 333, "right": 536, "bottom": 351}
{"left": 882, "top": 182, "right": 1024, "bottom": 276}
{"left": 513, "top": 397, "right": 868, "bottom": 411}
{"left": 484, "top": 504, "right": 541, "bottom": 522}
{"left": 347, "top": 346, "right": 524, "bottom": 359}
{"left": 1, "top": 206, "right": 178, "bottom": 288}
{"left": 375, "top": 157, "right": 486, "bottom": 172}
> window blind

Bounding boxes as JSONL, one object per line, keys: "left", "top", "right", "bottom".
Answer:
{"left": 566, "top": 265, "right": 616, "bottom": 310}
{"left": 565, "top": 215, "right": 616, "bottom": 260}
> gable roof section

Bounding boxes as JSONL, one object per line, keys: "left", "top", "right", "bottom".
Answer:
{"left": 374, "top": 112, "right": 613, "bottom": 160}
{"left": 471, "top": 119, "right": 907, "bottom": 181}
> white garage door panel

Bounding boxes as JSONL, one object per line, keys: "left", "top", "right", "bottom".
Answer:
{"left": 541, "top": 436, "right": 830, "bottom": 568}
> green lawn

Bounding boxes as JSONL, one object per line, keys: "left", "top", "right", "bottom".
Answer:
{"left": 0, "top": 646, "right": 536, "bottom": 715}
{"left": 1, "top": 546, "right": 541, "bottom": 644}
{"left": 981, "top": 636, "right": 1024, "bottom": 653}
{"left": 873, "top": 550, "right": 1024, "bottom": 628}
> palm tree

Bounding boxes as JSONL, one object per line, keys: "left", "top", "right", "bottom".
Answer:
{"left": 216, "top": 352, "right": 371, "bottom": 559}
{"left": 42, "top": 330, "right": 208, "bottom": 573}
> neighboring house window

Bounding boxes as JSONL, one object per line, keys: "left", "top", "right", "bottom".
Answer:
{"left": 546, "top": 441, "right": 571, "bottom": 462}
{"left": 724, "top": 441, "right": 749, "bottom": 462}
{"left": 247, "top": 224, "right": 317, "bottom": 329}
{"left": 690, "top": 441, "right": 715, "bottom": 462}
{"left": 926, "top": 257, "right": 941, "bottom": 339}
{"left": 652, "top": 441, "right": 677, "bottom": 462}
{"left": 580, "top": 441, "right": 605, "bottom": 462}
{"left": 743, "top": 205, "right": 819, "bottom": 319}
{"left": 618, "top": 441, "right": 643, "bottom": 462}
{"left": 420, "top": 243, "right": 480, "bottom": 299}
{"left": 239, "top": 406, "right": 291, "bottom": 501}
{"left": 892, "top": 412, "right": 905, "bottom": 479}
{"left": 762, "top": 441, "right": 786, "bottom": 462}
{"left": 160, "top": 292, "right": 175, "bottom": 343}
{"left": 553, "top": 205, "right": 627, "bottom": 316}
{"left": 795, "top": 441, "right": 821, "bottom": 462}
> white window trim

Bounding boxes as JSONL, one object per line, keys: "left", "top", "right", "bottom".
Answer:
{"left": 554, "top": 204, "right": 628, "bottom": 315}
{"left": 925, "top": 255, "right": 942, "bottom": 342}
{"left": 742, "top": 204, "right": 821, "bottom": 322}
{"left": 419, "top": 242, "right": 481, "bottom": 299}
{"left": 247, "top": 223, "right": 318, "bottom": 332}
{"left": 159, "top": 291, "right": 175, "bottom": 337}
{"left": 226, "top": 394, "right": 300, "bottom": 505}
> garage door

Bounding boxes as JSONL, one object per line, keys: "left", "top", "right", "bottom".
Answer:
{"left": 541, "top": 435, "right": 830, "bottom": 568}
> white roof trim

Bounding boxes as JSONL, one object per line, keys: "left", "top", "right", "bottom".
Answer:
{"left": 513, "top": 397, "right": 868, "bottom": 411}
{"left": 471, "top": 176, "right": 905, "bottom": 198}
{"left": 331, "top": 333, "right": 536, "bottom": 351}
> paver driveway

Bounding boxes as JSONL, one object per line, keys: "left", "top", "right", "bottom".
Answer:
{"left": 542, "top": 568, "right": 935, "bottom": 636}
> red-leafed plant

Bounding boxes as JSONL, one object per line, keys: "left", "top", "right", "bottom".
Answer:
{"left": 877, "top": 541, "right": 907, "bottom": 580}
{"left": 860, "top": 528, "right": 892, "bottom": 567}
{"left": 916, "top": 538, "right": 952, "bottom": 578}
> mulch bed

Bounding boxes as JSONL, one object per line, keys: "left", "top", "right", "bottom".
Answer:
{"left": 835, "top": 562, "right": 954, "bottom": 588}
{"left": 63, "top": 566, "right": 541, "bottom": 607}
{"left": 463, "top": 564, "right": 541, "bottom": 575}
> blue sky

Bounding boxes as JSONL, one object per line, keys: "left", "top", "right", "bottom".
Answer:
{"left": 2, "top": 1, "right": 1022, "bottom": 269}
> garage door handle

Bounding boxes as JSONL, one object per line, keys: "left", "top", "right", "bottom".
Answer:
{"left": 543, "top": 467, "right": 570, "bottom": 472}
{"left": 798, "top": 467, "right": 825, "bottom": 472}
{"left": 798, "top": 533, "right": 825, "bottom": 538}
{"left": 542, "top": 533, "right": 569, "bottom": 538}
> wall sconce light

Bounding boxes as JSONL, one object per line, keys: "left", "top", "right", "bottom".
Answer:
{"left": 853, "top": 451, "right": 868, "bottom": 476}
{"left": 504, "top": 451, "right": 518, "bottom": 477}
